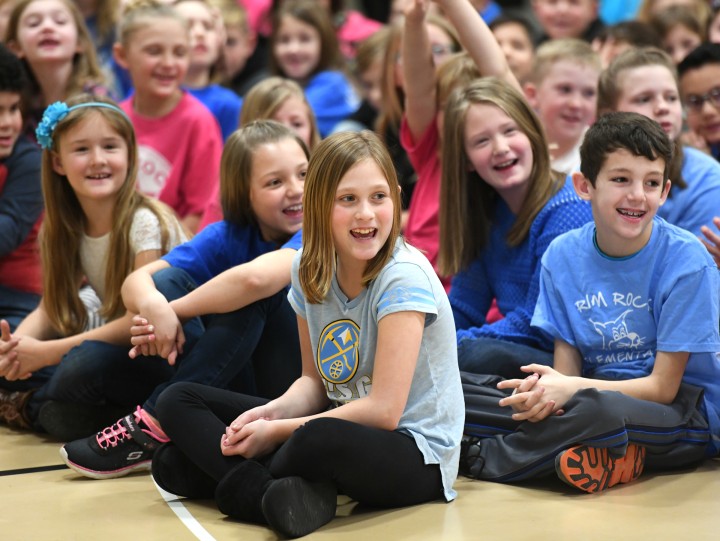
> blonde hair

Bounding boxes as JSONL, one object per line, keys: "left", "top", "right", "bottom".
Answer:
{"left": 240, "top": 76, "right": 320, "bottom": 150}
{"left": 650, "top": 4, "right": 707, "bottom": 42}
{"left": 436, "top": 51, "right": 480, "bottom": 106}
{"left": 40, "top": 95, "right": 183, "bottom": 335}
{"left": 299, "top": 131, "right": 402, "bottom": 304}
{"left": 220, "top": 119, "right": 309, "bottom": 228}
{"left": 117, "top": 0, "right": 188, "bottom": 47}
{"left": 6, "top": 0, "right": 105, "bottom": 103}
{"left": 438, "top": 77, "right": 563, "bottom": 276}
{"left": 95, "top": 0, "right": 122, "bottom": 47}
{"left": 526, "top": 38, "right": 601, "bottom": 85}
{"left": 355, "top": 24, "right": 391, "bottom": 76}
{"left": 638, "top": 0, "right": 710, "bottom": 28}
{"left": 376, "top": 15, "right": 461, "bottom": 138}
{"left": 597, "top": 46, "right": 686, "bottom": 190}
{"left": 376, "top": 23, "right": 404, "bottom": 138}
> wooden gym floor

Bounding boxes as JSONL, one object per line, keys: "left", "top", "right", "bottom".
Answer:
{"left": 2, "top": 424, "right": 718, "bottom": 540}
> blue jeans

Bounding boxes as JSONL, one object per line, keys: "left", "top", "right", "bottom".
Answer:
{"left": 457, "top": 336, "right": 553, "bottom": 380}
{"left": 27, "top": 267, "right": 301, "bottom": 422}
{"left": 0, "top": 284, "right": 50, "bottom": 394}
{"left": 0, "top": 284, "right": 41, "bottom": 332}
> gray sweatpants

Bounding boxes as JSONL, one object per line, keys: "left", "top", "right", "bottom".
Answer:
{"left": 462, "top": 372, "right": 710, "bottom": 482}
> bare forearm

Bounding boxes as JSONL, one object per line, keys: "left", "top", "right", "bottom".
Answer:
{"left": 121, "top": 261, "right": 170, "bottom": 314}
{"left": 172, "top": 249, "right": 295, "bottom": 320}
{"left": 15, "top": 306, "right": 59, "bottom": 340}
{"left": 52, "top": 312, "right": 135, "bottom": 353}
{"left": 437, "top": 0, "right": 520, "bottom": 89}
{"left": 570, "top": 374, "right": 678, "bottom": 405}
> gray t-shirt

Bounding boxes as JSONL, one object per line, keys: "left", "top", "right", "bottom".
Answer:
{"left": 288, "top": 240, "right": 463, "bottom": 501}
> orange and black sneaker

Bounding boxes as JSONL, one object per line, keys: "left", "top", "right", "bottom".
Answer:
{"left": 555, "top": 444, "right": 646, "bottom": 494}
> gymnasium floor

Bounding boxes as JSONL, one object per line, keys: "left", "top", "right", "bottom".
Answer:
{"left": 2, "top": 424, "right": 718, "bottom": 540}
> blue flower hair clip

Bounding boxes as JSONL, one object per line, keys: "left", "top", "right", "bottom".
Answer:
{"left": 36, "top": 101, "right": 70, "bottom": 150}
{"left": 35, "top": 100, "right": 130, "bottom": 150}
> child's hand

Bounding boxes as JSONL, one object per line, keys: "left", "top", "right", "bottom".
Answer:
{"left": 679, "top": 129, "right": 711, "bottom": 155}
{"left": 515, "top": 364, "right": 577, "bottom": 421}
{"left": 700, "top": 217, "right": 720, "bottom": 268}
{"left": 129, "top": 315, "right": 159, "bottom": 358}
{"left": 227, "top": 404, "right": 273, "bottom": 435}
{"left": 128, "top": 302, "right": 185, "bottom": 365}
{"left": 3, "top": 335, "right": 54, "bottom": 381}
{"left": 220, "top": 419, "right": 280, "bottom": 458}
{"left": 405, "top": 0, "right": 429, "bottom": 22}
{"left": 498, "top": 372, "right": 557, "bottom": 422}
{"left": 0, "top": 320, "right": 20, "bottom": 378}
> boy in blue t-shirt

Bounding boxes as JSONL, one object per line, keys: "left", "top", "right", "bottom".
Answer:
{"left": 460, "top": 111, "right": 720, "bottom": 493}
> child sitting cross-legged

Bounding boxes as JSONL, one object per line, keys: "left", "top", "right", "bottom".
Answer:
{"left": 460, "top": 111, "right": 720, "bottom": 493}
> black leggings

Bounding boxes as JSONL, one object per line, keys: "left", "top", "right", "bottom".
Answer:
{"left": 155, "top": 382, "right": 444, "bottom": 508}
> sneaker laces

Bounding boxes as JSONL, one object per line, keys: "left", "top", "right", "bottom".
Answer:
{"left": 95, "top": 407, "right": 168, "bottom": 449}
{"left": 96, "top": 416, "right": 132, "bottom": 449}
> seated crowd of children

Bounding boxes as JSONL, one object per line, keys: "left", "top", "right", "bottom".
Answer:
{"left": 0, "top": 0, "right": 719, "bottom": 538}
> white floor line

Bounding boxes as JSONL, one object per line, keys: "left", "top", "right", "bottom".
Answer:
{"left": 154, "top": 480, "right": 217, "bottom": 541}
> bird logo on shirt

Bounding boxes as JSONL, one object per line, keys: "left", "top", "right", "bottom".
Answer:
{"left": 317, "top": 319, "right": 360, "bottom": 384}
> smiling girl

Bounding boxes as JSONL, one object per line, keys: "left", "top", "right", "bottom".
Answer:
{"left": 60, "top": 120, "right": 308, "bottom": 479}
{"left": 0, "top": 94, "right": 185, "bottom": 433}
{"left": 147, "top": 130, "right": 463, "bottom": 538}
{"left": 200, "top": 76, "right": 319, "bottom": 227}
{"left": 439, "top": 77, "right": 593, "bottom": 379}
{"left": 5, "top": 0, "right": 108, "bottom": 137}
{"left": 112, "top": 0, "right": 222, "bottom": 233}
{"left": 269, "top": 0, "right": 357, "bottom": 137}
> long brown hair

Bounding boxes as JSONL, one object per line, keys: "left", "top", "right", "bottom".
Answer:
{"left": 438, "top": 77, "right": 564, "bottom": 276}
{"left": 40, "top": 95, "right": 182, "bottom": 335}
{"left": 299, "top": 131, "right": 402, "bottom": 304}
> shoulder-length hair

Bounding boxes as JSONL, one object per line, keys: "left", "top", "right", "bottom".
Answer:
{"left": 597, "top": 46, "right": 686, "bottom": 191}
{"left": 221, "top": 119, "right": 309, "bottom": 228}
{"left": 300, "top": 130, "right": 402, "bottom": 304}
{"left": 240, "top": 76, "right": 320, "bottom": 150}
{"left": 270, "top": 0, "right": 341, "bottom": 78}
{"left": 41, "top": 94, "right": 181, "bottom": 335}
{"left": 6, "top": 0, "right": 105, "bottom": 103}
{"left": 438, "top": 77, "right": 564, "bottom": 276}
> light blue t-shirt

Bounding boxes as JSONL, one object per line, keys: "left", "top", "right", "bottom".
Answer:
{"left": 659, "top": 146, "right": 720, "bottom": 236}
{"left": 288, "top": 240, "right": 464, "bottom": 501}
{"left": 533, "top": 218, "right": 720, "bottom": 454}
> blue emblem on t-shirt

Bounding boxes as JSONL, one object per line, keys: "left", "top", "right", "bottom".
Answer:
{"left": 317, "top": 319, "right": 360, "bottom": 384}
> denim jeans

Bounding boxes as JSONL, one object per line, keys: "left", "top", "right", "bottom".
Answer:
{"left": 457, "top": 336, "right": 553, "bottom": 380}
{"left": 27, "top": 267, "right": 301, "bottom": 422}
{"left": 0, "top": 284, "right": 41, "bottom": 332}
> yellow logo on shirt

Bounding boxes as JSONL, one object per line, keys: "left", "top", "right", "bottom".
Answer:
{"left": 317, "top": 319, "right": 360, "bottom": 384}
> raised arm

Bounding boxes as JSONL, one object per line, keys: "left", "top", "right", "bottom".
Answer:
{"left": 402, "top": 0, "right": 438, "bottom": 141}
{"left": 434, "top": 0, "right": 520, "bottom": 90}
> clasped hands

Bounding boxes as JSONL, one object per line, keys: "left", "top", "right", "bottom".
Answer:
{"left": 220, "top": 405, "right": 282, "bottom": 459}
{"left": 127, "top": 302, "right": 185, "bottom": 365}
{"left": 497, "top": 364, "right": 576, "bottom": 423}
{"left": 0, "top": 319, "right": 51, "bottom": 381}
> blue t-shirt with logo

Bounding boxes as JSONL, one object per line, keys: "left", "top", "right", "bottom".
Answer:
{"left": 533, "top": 217, "right": 720, "bottom": 454}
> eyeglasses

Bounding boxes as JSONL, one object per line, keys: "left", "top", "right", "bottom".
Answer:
{"left": 431, "top": 44, "right": 456, "bottom": 59}
{"left": 685, "top": 87, "right": 720, "bottom": 113}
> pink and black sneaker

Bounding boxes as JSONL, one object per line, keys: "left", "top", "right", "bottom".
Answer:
{"left": 60, "top": 406, "right": 169, "bottom": 480}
